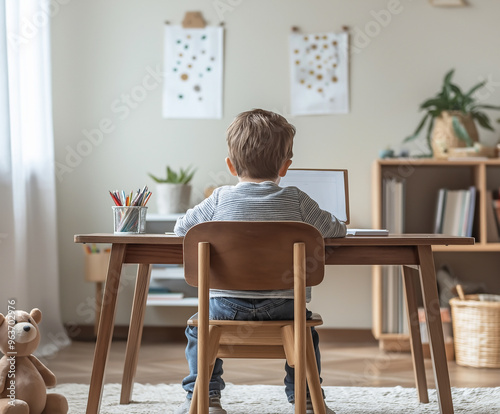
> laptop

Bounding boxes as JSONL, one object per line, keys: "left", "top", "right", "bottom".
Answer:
{"left": 279, "top": 169, "right": 388, "bottom": 236}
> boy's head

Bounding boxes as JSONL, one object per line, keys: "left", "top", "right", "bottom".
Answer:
{"left": 226, "top": 109, "right": 295, "bottom": 180}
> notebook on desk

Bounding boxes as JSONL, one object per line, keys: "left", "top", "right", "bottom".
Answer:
{"left": 279, "top": 168, "right": 388, "bottom": 236}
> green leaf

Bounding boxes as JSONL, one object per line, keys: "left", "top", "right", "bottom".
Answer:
{"left": 147, "top": 172, "right": 162, "bottom": 183}
{"left": 425, "top": 117, "right": 435, "bottom": 155}
{"left": 443, "top": 69, "right": 455, "bottom": 87}
{"left": 178, "top": 169, "right": 187, "bottom": 183}
{"left": 452, "top": 116, "right": 473, "bottom": 146}
{"left": 420, "top": 97, "right": 447, "bottom": 110}
{"left": 473, "top": 103, "right": 500, "bottom": 111}
{"left": 167, "top": 166, "right": 178, "bottom": 183}
{"left": 450, "top": 83, "right": 463, "bottom": 96}
{"left": 183, "top": 169, "right": 196, "bottom": 184}
{"left": 449, "top": 84, "right": 465, "bottom": 110}
{"left": 404, "top": 114, "right": 429, "bottom": 142}
{"left": 472, "top": 111, "right": 494, "bottom": 131}
{"left": 149, "top": 166, "right": 196, "bottom": 183}
{"left": 461, "top": 95, "right": 475, "bottom": 112}
{"left": 442, "top": 69, "right": 455, "bottom": 100}
{"left": 429, "top": 109, "right": 443, "bottom": 117}
{"left": 465, "top": 80, "right": 486, "bottom": 98}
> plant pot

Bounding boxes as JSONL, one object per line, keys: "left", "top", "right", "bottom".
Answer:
{"left": 156, "top": 183, "right": 191, "bottom": 214}
{"left": 431, "top": 111, "right": 479, "bottom": 159}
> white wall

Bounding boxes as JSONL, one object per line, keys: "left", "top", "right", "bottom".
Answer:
{"left": 52, "top": 0, "right": 500, "bottom": 328}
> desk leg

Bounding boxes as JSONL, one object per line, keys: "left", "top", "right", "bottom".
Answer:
{"left": 402, "top": 265, "right": 428, "bottom": 404}
{"left": 417, "top": 246, "right": 454, "bottom": 414}
{"left": 120, "top": 263, "right": 152, "bottom": 404}
{"left": 94, "top": 282, "right": 103, "bottom": 337}
{"left": 86, "top": 244, "right": 126, "bottom": 414}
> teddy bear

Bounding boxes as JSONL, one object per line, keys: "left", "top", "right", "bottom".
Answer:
{"left": 0, "top": 308, "right": 68, "bottom": 414}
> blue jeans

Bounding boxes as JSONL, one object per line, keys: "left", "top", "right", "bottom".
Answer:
{"left": 181, "top": 297, "right": 323, "bottom": 403}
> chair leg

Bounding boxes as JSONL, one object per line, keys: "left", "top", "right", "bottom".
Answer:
{"left": 305, "top": 328, "right": 325, "bottom": 414}
{"left": 197, "top": 243, "right": 211, "bottom": 414}
{"left": 190, "top": 326, "right": 221, "bottom": 414}
{"left": 402, "top": 265, "right": 429, "bottom": 404}
{"left": 294, "top": 242, "right": 307, "bottom": 414}
{"left": 281, "top": 325, "right": 295, "bottom": 367}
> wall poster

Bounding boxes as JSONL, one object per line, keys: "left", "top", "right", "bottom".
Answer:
{"left": 163, "top": 25, "right": 223, "bottom": 119}
{"left": 290, "top": 31, "right": 349, "bottom": 115}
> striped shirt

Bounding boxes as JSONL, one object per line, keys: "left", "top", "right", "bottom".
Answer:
{"left": 174, "top": 181, "right": 346, "bottom": 300}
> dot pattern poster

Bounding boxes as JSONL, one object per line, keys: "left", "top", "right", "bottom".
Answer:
{"left": 289, "top": 31, "right": 349, "bottom": 115}
{"left": 162, "top": 25, "right": 223, "bottom": 119}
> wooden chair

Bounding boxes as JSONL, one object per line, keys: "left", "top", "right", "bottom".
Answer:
{"left": 183, "top": 221, "right": 327, "bottom": 414}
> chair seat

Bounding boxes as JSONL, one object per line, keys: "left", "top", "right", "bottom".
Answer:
{"left": 187, "top": 312, "right": 323, "bottom": 364}
{"left": 188, "top": 312, "right": 323, "bottom": 327}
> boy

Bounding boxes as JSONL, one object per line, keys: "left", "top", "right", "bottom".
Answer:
{"left": 174, "top": 109, "right": 346, "bottom": 414}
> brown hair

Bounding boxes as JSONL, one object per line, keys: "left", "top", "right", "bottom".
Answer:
{"left": 226, "top": 109, "right": 295, "bottom": 179}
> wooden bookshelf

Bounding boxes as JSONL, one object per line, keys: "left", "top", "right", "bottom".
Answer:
{"left": 372, "top": 158, "right": 500, "bottom": 350}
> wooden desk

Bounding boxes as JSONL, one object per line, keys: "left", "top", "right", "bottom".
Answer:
{"left": 74, "top": 233, "right": 474, "bottom": 414}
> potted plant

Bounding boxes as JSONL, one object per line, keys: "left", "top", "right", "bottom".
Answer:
{"left": 405, "top": 69, "right": 500, "bottom": 158}
{"left": 148, "top": 166, "right": 196, "bottom": 214}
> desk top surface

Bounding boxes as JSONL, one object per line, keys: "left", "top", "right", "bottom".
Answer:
{"left": 74, "top": 233, "right": 474, "bottom": 247}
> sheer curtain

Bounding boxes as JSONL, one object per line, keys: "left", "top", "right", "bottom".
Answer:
{"left": 0, "top": 0, "right": 69, "bottom": 356}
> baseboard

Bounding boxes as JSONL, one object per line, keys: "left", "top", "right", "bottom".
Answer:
{"left": 317, "top": 328, "right": 377, "bottom": 343}
{"left": 65, "top": 325, "right": 376, "bottom": 344}
{"left": 65, "top": 325, "right": 187, "bottom": 343}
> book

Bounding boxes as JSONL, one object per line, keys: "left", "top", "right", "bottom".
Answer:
{"left": 434, "top": 188, "right": 446, "bottom": 234}
{"left": 492, "top": 188, "right": 500, "bottom": 234}
{"left": 441, "top": 190, "right": 462, "bottom": 235}
{"left": 147, "top": 292, "right": 184, "bottom": 300}
{"left": 346, "top": 229, "right": 388, "bottom": 236}
{"left": 465, "top": 187, "right": 476, "bottom": 237}
{"left": 382, "top": 178, "right": 406, "bottom": 334}
{"left": 487, "top": 191, "right": 500, "bottom": 242}
{"left": 459, "top": 190, "right": 470, "bottom": 237}
{"left": 435, "top": 187, "right": 476, "bottom": 237}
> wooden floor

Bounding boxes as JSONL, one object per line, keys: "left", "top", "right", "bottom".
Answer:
{"left": 48, "top": 333, "right": 500, "bottom": 388}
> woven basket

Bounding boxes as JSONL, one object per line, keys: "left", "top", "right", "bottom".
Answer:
{"left": 431, "top": 111, "right": 479, "bottom": 159}
{"left": 450, "top": 294, "right": 500, "bottom": 368}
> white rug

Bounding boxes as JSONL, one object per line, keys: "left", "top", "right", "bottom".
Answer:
{"left": 50, "top": 383, "right": 500, "bottom": 414}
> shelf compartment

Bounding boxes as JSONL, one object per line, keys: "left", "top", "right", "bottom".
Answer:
{"left": 146, "top": 297, "right": 198, "bottom": 307}
{"left": 372, "top": 159, "right": 500, "bottom": 346}
{"left": 150, "top": 265, "right": 185, "bottom": 279}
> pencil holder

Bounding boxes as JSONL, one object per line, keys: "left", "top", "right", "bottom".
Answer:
{"left": 113, "top": 206, "right": 147, "bottom": 234}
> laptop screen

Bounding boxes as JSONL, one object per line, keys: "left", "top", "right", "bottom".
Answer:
{"left": 279, "top": 169, "right": 349, "bottom": 224}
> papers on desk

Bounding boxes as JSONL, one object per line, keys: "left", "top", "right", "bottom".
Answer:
{"left": 346, "top": 228, "right": 389, "bottom": 236}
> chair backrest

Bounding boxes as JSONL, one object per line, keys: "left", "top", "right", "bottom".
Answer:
{"left": 183, "top": 221, "right": 325, "bottom": 290}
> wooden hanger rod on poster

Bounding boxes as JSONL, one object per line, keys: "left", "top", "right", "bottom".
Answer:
{"left": 291, "top": 25, "right": 350, "bottom": 32}
{"left": 164, "top": 12, "right": 224, "bottom": 27}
